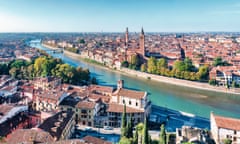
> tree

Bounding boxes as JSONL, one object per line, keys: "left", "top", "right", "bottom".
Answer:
{"left": 140, "top": 63, "right": 147, "bottom": 72}
{"left": 184, "top": 58, "right": 194, "bottom": 71}
{"left": 131, "top": 54, "right": 140, "bottom": 66}
{"left": 0, "top": 64, "right": 9, "bottom": 75}
{"left": 126, "top": 114, "right": 133, "bottom": 138}
{"left": 136, "top": 123, "right": 144, "bottom": 144}
{"left": 209, "top": 79, "right": 217, "bottom": 85}
{"left": 232, "top": 80, "right": 237, "bottom": 88}
{"left": 9, "top": 67, "right": 18, "bottom": 78}
{"left": 147, "top": 57, "right": 157, "bottom": 74}
{"left": 159, "top": 124, "right": 166, "bottom": 144}
{"left": 213, "top": 57, "right": 223, "bottom": 66}
{"left": 197, "top": 65, "right": 209, "bottom": 80}
{"left": 157, "top": 58, "right": 168, "bottom": 69}
{"left": 121, "top": 61, "right": 129, "bottom": 68}
{"left": 119, "top": 137, "right": 133, "bottom": 144}
{"left": 142, "top": 117, "right": 149, "bottom": 144}
{"left": 133, "top": 130, "right": 138, "bottom": 144}
{"left": 223, "top": 139, "right": 232, "bottom": 144}
{"left": 121, "top": 104, "right": 127, "bottom": 137}
{"left": 173, "top": 60, "right": 185, "bottom": 72}
{"left": 91, "top": 77, "right": 98, "bottom": 84}
{"left": 79, "top": 39, "right": 85, "bottom": 44}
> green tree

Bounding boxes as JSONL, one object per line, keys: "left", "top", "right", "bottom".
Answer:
{"left": 131, "top": 54, "right": 140, "bottom": 66}
{"left": 119, "top": 137, "right": 133, "bottom": 144}
{"left": 9, "top": 67, "right": 18, "bottom": 78}
{"left": 223, "top": 139, "right": 232, "bottom": 144}
{"left": 209, "top": 79, "right": 217, "bottom": 85}
{"left": 232, "top": 80, "right": 237, "bottom": 88}
{"left": 91, "top": 77, "right": 98, "bottom": 84}
{"left": 159, "top": 124, "right": 166, "bottom": 144}
{"left": 0, "top": 64, "right": 9, "bottom": 75}
{"left": 157, "top": 58, "right": 168, "bottom": 69}
{"left": 173, "top": 60, "right": 185, "bottom": 72}
{"left": 121, "top": 104, "right": 127, "bottom": 137}
{"left": 197, "top": 65, "right": 209, "bottom": 80}
{"left": 79, "top": 39, "right": 85, "bottom": 44}
{"left": 121, "top": 61, "right": 129, "bottom": 68}
{"left": 126, "top": 114, "right": 133, "bottom": 138}
{"left": 213, "top": 57, "right": 223, "bottom": 66}
{"left": 184, "top": 58, "right": 194, "bottom": 71}
{"left": 10, "top": 59, "right": 28, "bottom": 69}
{"left": 133, "top": 130, "right": 138, "bottom": 144}
{"left": 136, "top": 123, "right": 144, "bottom": 144}
{"left": 142, "top": 117, "right": 149, "bottom": 144}
{"left": 147, "top": 57, "right": 157, "bottom": 74}
{"left": 140, "top": 63, "right": 147, "bottom": 72}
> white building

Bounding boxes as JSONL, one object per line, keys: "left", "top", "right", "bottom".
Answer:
{"left": 210, "top": 112, "right": 240, "bottom": 144}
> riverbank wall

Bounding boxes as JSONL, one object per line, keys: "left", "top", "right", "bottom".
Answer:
{"left": 41, "top": 43, "right": 240, "bottom": 95}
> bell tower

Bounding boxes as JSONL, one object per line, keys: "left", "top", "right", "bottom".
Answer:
{"left": 125, "top": 27, "right": 129, "bottom": 46}
{"left": 140, "top": 27, "right": 145, "bottom": 57}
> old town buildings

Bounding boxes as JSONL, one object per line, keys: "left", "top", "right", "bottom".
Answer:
{"left": 211, "top": 112, "right": 240, "bottom": 144}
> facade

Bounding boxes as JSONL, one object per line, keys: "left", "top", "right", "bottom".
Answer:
{"left": 210, "top": 112, "right": 240, "bottom": 144}
{"left": 107, "top": 80, "right": 151, "bottom": 127}
{"left": 176, "top": 126, "right": 212, "bottom": 144}
{"left": 75, "top": 101, "right": 99, "bottom": 126}
{"left": 33, "top": 76, "right": 61, "bottom": 90}
{"left": 35, "top": 89, "right": 69, "bottom": 111}
{"left": 209, "top": 66, "right": 240, "bottom": 86}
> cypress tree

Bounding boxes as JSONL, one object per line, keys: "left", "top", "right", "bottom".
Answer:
{"left": 159, "top": 124, "right": 166, "bottom": 144}
{"left": 121, "top": 104, "right": 127, "bottom": 137}
{"left": 142, "top": 116, "right": 149, "bottom": 144}
{"left": 133, "top": 130, "right": 138, "bottom": 144}
{"left": 126, "top": 114, "right": 133, "bottom": 138}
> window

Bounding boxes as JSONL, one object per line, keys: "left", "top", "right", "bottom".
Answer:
{"left": 136, "top": 102, "right": 138, "bottom": 106}
{"left": 81, "top": 109, "right": 87, "bottom": 113}
{"left": 123, "top": 99, "right": 125, "bottom": 104}
{"left": 234, "top": 130, "right": 237, "bottom": 135}
{"left": 129, "top": 101, "right": 131, "bottom": 105}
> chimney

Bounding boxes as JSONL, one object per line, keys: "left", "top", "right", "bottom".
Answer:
{"left": 117, "top": 80, "right": 124, "bottom": 89}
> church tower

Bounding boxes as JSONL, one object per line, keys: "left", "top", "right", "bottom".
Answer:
{"left": 140, "top": 27, "right": 145, "bottom": 57}
{"left": 125, "top": 27, "right": 129, "bottom": 45}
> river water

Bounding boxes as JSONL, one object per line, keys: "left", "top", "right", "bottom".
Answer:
{"left": 30, "top": 42, "right": 240, "bottom": 119}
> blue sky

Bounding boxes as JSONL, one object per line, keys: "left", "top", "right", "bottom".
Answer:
{"left": 0, "top": 0, "right": 240, "bottom": 32}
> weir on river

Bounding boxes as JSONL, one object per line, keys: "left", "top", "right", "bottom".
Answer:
{"left": 30, "top": 41, "right": 240, "bottom": 119}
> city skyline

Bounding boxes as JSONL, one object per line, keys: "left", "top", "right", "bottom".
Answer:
{"left": 1, "top": 0, "right": 240, "bottom": 32}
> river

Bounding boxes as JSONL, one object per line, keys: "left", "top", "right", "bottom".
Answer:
{"left": 30, "top": 42, "right": 240, "bottom": 119}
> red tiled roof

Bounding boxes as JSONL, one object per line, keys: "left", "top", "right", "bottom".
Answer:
{"left": 76, "top": 101, "right": 96, "bottom": 109}
{"left": 213, "top": 114, "right": 240, "bottom": 131}
{"left": 117, "top": 88, "right": 146, "bottom": 100}
{"left": 107, "top": 103, "right": 144, "bottom": 113}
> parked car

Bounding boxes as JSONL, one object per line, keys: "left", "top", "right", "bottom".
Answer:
{"left": 103, "top": 126, "right": 113, "bottom": 130}
{"left": 84, "top": 127, "right": 92, "bottom": 131}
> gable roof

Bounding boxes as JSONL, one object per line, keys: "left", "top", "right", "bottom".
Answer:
{"left": 212, "top": 113, "right": 240, "bottom": 131}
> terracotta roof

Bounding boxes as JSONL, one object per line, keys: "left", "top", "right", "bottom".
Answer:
{"left": 90, "top": 84, "right": 113, "bottom": 93}
{"left": 76, "top": 101, "right": 96, "bottom": 109}
{"left": 7, "top": 129, "right": 54, "bottom": 144}
{"left": 82, "top": 136, "right": 111, "bottom": 144}
{"left": 38, "top": 111, "right": 74, "bottom": 140}
{"left": 213, "top": 113, "right": 240, "bottom": 131}
{"left": 107, "top": 103, "right": 144, "bottom": 113}
{"left": 117, "top": 88, "right": 146, "bottom": 100}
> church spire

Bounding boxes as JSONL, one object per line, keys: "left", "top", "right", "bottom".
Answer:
{"left": 141, "top": 27, "right": 144, "bottom": 35}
